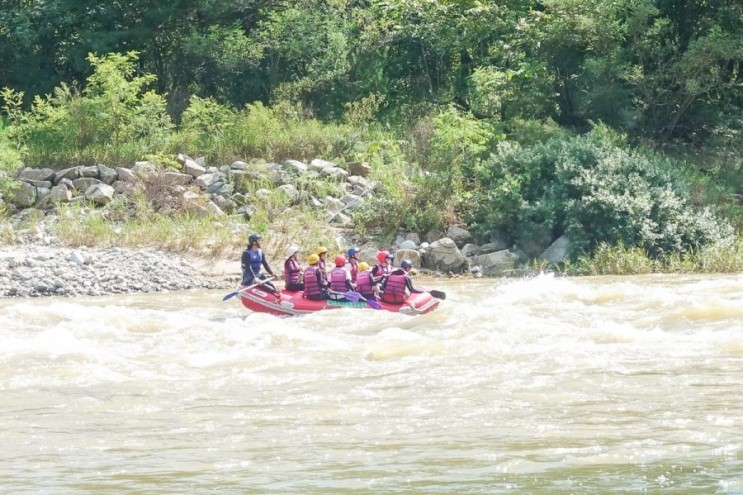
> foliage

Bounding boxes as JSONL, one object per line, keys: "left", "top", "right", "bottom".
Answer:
{"left": 470, "top": 125, "right": 734, "bottom": 256}
{"left": 3, "top": 52, "right": 172, "bottom": 167}
{"left": 0, "top": 121, "right": 22, "bottom": 209}
{"left": 568, "top": 237, "right": 743, "bottom": 275}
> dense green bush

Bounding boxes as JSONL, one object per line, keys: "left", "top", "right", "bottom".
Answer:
{"left": 0, "top": 123, "right": 22, "bottom": 209}
{"left": 469, "top": 125, "right": 734, "bottom": 257}
{"left": 3, "top": 52, "right": 173, "bottom": 167}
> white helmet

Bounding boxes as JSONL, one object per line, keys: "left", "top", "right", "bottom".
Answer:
{"left": 285, "top": 245, "right": 300, "bottom": 257}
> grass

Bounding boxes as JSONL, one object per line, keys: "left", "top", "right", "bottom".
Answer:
{"left": 561, "top": 241, "right": 743, "bottom": 276}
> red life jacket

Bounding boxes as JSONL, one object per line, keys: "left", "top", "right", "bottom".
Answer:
{"left": 372, "top": 264, "right": 391, "bottom": 282}
{"left": 329, "top": 267, "right": 349, "bottom": 293}
{"left": 284, "top": 258, "right": 301, "bottom": 285}
{"left": 355, "top": 271, "right": 373, "bottom": 297}
{"left": 382, "top": 269, "right": 409, "bottom": 304}
{"left": 303, "top": 266, "right": 323, "bottom": 298}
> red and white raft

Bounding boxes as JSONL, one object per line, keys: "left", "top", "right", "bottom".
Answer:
{"left": 237, "top": 286, "right": 442, "bottom": 317}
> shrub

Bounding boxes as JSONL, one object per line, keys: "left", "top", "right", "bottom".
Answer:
{"left": 0, "top": 120, "right": 22, "bottom": 209}
{"left": 470, "top": 124, "right": 734, "bottom": 257}
{"left": 4, "top": 52, "right": 173, "bottom": 167}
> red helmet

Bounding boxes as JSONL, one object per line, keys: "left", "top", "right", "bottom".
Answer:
{"left": 335, "top": 255, "right": 347, "bottom": 267}
{"left": 376, "top": 250, "right": 393, "bottom": 264}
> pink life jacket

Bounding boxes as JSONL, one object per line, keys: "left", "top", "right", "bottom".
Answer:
{"left": 329, "top": 267, "right": 349, "bottom": 293}
{"left": 303, "top": 266, "right": 323, "bottom": 298}
{"left": 382, "top": 269, "right": 409, "bottom": 304}
{"left": 355, "top": 271, "right": 373, "bottom": 297}
{"left": 372, "top": 263, "right": 391, "bottom": 282}
{"left": 348, "top": 258, "right": 359, "bottom": 282}
{"left": 284, "top": 258, "right": 301, "bottom": 286}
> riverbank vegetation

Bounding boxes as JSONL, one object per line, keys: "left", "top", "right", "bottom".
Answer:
{"left": 1, "top": 0, "right": 743, "bottom": 275}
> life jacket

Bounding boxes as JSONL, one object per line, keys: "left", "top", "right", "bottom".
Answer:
{"left": 382, "top": 269, "right": 409, "bottom": 304}
{"left": 356, "top": 271, "right": 374, "bottom": 297}
{"left": 317, "top": 259, "right": 328, "bottom": 283}
{"left": 247, "top": 248, "right": 263, "bottom": 274}
{"left": 348, "top": 258, "right": 359, "bottom": 282}
{"left": 329, "top": 267, "right": 349, "bottom": 293}
{"left": 372, "top": 263, "right": 391, "bottom": 282}
{"left": 303, "top": 266, "right": 323, "bottom": 298}
{"left": 284, "top": 258, "right": 301, "bottom": 286}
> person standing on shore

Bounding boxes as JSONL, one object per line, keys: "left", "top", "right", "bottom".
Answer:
{"left": 241, "top": 233, "right": 278, "bottom": 294}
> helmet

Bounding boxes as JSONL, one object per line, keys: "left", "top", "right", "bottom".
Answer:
{"left": 401, "top": 259, "right": 413, "bottom": 270}
{"left": 285, "top": 245, "right": 300, "bottom": 258}
{"left": 334, "top": 255, "right": 347, "bottom": 267}
{"left": 347, "top": 247, "right": 360, "bottom": 258}
{"left": 308, "top": 253, "right": 320, "bottom": 265}
{"left": 316, "top": 246, "right": 328, "bottom": 255}
{"left": 248, "top": 233, "right": 261, "bottom": 245}
{"left": 376, "top": 250, "right": 393, "bottom": 264}
{"left": 358, "top": 262, "right": 369, "bottom": 271}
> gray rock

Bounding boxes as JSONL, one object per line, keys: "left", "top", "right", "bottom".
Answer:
{"left": 85, "top": 183, "right": 115, "bottom": 205}
{"left": 392, "top": 248, "right": 421, "bottom": 268}
{"left": 446, "top": 225, "right": 473, "bottom": 248}
{"left": 309, "top": 158, "right": 335, "bottom": 172}
{"left": 54, "top": 167, "right": 81, "bottom": 184}
{"left": 114, "top": 167, "right": 136, "bottom": 183}
{"left": 97, "top": 164, "right": 118, "bottom": 184}
{"left": 461, "top": 243, "right": 479, "bottom": 258}
{"left": 472, "top": 250, "right": 520, "bottom": 276}
{"left": 162, "top": 172, "right": 193, "bottom": 187}
{"left": 72, "top": 177, "right": 102, "bottom": 191}
{"left": 15, "top": 182, "right": 37, "bottom": 208}
{"left": 423, "top": 237, "right": 466, "bottom": 272}
{"left": 18, "top": 167, "right": 56, "bottom": 183}
{"left": 282, "top": 159, "right": 308, "bottom": 174}
{"left": 539, "top": 235, "right": 570, "bottom": 264}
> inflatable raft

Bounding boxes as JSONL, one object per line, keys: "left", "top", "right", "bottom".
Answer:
{"left": 236, "top": 285, "right": 442, "bottom": 317}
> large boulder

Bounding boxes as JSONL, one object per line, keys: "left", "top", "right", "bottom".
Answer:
{"left": 85, "top": 184, "right": 115, "bottom": 205}
{"left": 17, "top": 167, "right": 55, "bottom": 183}
{"left": 539, "top": 235, "right": 570, "bottom": 264}
{"left": 423, "top": 237, "right": 466, "bottom": 272}
{"left": 392, "top": 248, "right": 422, "bottom": 268}
{"left": 15, "top": 182, "right": 37, "bottom": 208}
{"left": 471, "top": 250, "right": 520, "bottom": 276}
{"left": 446, "top": 225, "right": 473, "bottom": 248}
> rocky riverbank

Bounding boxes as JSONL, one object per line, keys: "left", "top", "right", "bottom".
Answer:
{"left": 0, "top": 228, "right": 234, "bottom": 298}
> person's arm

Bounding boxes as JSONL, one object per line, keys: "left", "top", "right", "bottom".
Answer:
{"left": 406, "top": 276, "right": 424, "bottom": 294}
{"left": 345, "top": 272, "right": 354, "bottom": 290}
{"left": 261, "top": 253, "right": 275, "bottom": 277}
{"left": 316, "top": 269, "right": 327, "bottom": 288}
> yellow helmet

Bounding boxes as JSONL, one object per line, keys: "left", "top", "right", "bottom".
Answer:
{"left": 308, "top": 253, "right": 320, "bottom": 265}
{"left": 358, "top": 262, "right": 369, "bottom": 271}
{"left": 316, "top": 246, "right": 328, "bottom": 255}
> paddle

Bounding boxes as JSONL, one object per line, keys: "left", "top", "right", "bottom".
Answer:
{"left": 222, "top": 276, "right": 275, "bottom": 301}
{"left": 352, "top": 291, "right": 382, "bottom": 310}
{"left": 429, "top": 289, "right": 446, "bottom": 300}
{"left": 331, "top": 290, "right": 382, "bottom": 309}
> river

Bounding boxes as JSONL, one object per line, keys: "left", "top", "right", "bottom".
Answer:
{"left": 2, "top": 274, "right": 743, "bottom": 494}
